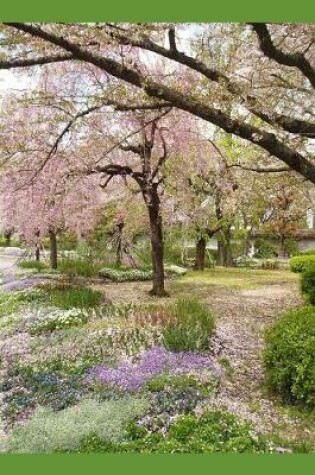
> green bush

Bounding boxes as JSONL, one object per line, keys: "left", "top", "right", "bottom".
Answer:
{"left": 48, "top": 285, "right": 102, "bottom": 309}
{"left": 99, "top": 267, "right": 152, "bottom": 282}
{"left": 289, "top": 255, "right": 315, "bottom": 273}
{"left": 7, "top": 396, "right": 148, "bottom": 453}
{"left": 263, "top": 306, "right": 315, "bottom": 407}
{"left": 162, "top": 298, "right": 214, "bottom": 352}
{"left": 301, "top": 265, "right": 315, "bottom": 304}
{"left": 59, "top": 258, "right": 99, "bottom": 278}
{"left": 254, "top": 239, "right": 278, "bottom": 259}
{"left": 17, "top": 260, "right": 49, "bottom": 272}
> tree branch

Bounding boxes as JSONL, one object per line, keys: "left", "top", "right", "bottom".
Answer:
{"left": 0, "top": 53, "right": 74, "bottom": 69}
{"left": 3, "top": 23, "right": 315, "bottom": 183}
{"left": 251, "top": 23, "right": 315, "bottom": 88}
{"left": 229, "top": 163, "right": 291, "bottom": 173}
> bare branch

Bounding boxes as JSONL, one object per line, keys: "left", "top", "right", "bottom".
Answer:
{"left": 251, "top": 23, "right": 315, "bottom": 88}
{"left": 229, "top": 163, "right": 291, "bottom": 173}
{"left": 0, "top": 53, "right": 74, "bottom": 69}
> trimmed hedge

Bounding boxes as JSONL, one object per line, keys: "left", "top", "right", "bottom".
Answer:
{"left": 289, "top": 255, "right": 315, "bottom": 273}
{"left": 301, "top": 265, "right": 315, "bottom": 304}
{"left": 263, "top": 306, "right": 315, "bottom": 407}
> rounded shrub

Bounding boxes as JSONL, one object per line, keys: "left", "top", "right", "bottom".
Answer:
{"left": 301, "top": 265, "right": 315, "bottom": 304}
{"left": 289, "top": 255, "right": 315, "bottom": 273}
{"left": 263, "top": 306, "right": 315, "bottom": 407}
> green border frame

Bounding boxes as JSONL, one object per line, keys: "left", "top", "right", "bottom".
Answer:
{"left": 0, "top": 453, "right": 314, "bottom": 473}
{"left": 0, "top": 1, "right": 314, "bottom": 473}
{"left": 0, "top": 0, "right": 314, "bottom": 21}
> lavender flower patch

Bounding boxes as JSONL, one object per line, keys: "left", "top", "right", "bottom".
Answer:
{"left": 0, "top": 278, "right": 41, "bottom": 292}
{"left": 86, "top": 346, "right": 220, "bottom": 392}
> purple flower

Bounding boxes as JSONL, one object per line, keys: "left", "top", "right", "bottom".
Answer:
{"left": 86, "top": 346, "right": 218, "bottom": 392}
{"left": 0, "top": 278, "right": 40, "bottom": 292}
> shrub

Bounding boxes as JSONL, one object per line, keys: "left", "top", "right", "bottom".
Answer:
{"left": 7, "top": 396, "right": 148, "bottom": 453}
{"left": 263, "top": 306, "right": 315, "bottom": 407}
{"left": 99, "top": 267, "right": 152, "bottom": 282}
{"left": 162, "top": 298, "right": 214, "bottom": 352}
{"left": 289, "top": 255, "right": 315, "bottom": 273}
{"left": 254, "top": 239, "right": 278, "bottom": 259}
{"left": 261, "top": 259, "right": 280, "bottom": 270}
{"left": 59, "top": 258, "right": 99, "bottom": 278}
{"left": 301, "top": 265, "right": 315, "bottom": 304}
{"left": 17, "top": 260, "right": 49, "bottom": 272}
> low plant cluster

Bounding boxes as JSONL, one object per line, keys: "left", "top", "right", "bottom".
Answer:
{"left": 99, "top": 267, "right": 153, "bottom": 282}
{"left": 26, "top": 308, "right": 89, "bottom": 334}
{"left": 162, "top": 298, "right": 214, "bottom": 351}
{"left": 17, "top": 260, "right": 49, "bottom": 272}
{"left": 65, "top": 410, "right": 270, "bottom": 454}
{"left": 59, "top": 258, "right": 101, "bottom": 278}
{"left": 46, "top": 285, "right": 103, "bottom": 309}
{"left": 233, "top": 256, "right": 280, "bottom": 270}
{"left": 6, "top": 396, "right": 148, "bottom": 453}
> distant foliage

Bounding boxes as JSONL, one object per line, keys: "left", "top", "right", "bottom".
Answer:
{"left": 289, "top": 255, "right": 315, "bottom": 273}
{"left": 254, "top": 239, "right": 278, "bottom": 259}
{"left": 17, "top": 260, "right": 49, "bottom": 272}
{"left": 59, "top": 258, "right": 100, "bottom": 278}
{"left": 263, "top": 306, "right": 315, "bottom": 407}
{"left": 260, "top": 259, "right": 280, "bottom": 270}
{"left": 297, "top": 248, "right": 315, "bottom": 256}
{"left": 162, "top": 298, "right": 214, "bottom": 352}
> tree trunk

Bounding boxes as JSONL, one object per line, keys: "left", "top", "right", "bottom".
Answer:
{"left": 116, "top": 237, "right": 122, "bottom": 267}
{"left": 49, "top": 230, "right": 58, "bottom": 269}
{"left": 194, "top": 236, "right": 206, "bottom": 271}
{"left": 146, "top": 187, "right": 166, "bottom": 297}
{"left": 217, "top": 229, "right": 233, "bottom": 267}
{"left": 35, "top": 246, "right": 40, "bottom": 261}
{"left": 4, "top": 230, "right": 12, "bottom": 247}
{"left": 114, "top": 218, "right": 124, "bottom": 267}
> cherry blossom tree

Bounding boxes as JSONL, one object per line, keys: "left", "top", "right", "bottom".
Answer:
{"left": 0, "top": 23, "right": 313, "bottom": 181}
{"left": 0, "top": 158, "right": 103, "bottom": 268}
